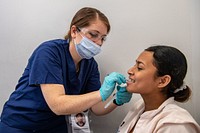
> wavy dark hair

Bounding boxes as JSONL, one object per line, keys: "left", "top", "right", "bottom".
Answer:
{"left": 145, "top": 45, "right": 191, "bottom": 102}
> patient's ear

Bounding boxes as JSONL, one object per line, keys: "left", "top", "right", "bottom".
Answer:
{"left": 158, "top": 75, "right": 171, "bottom": 88}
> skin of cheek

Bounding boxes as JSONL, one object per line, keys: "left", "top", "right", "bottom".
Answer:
{"left": 126, "top": 73, "right": 158, "bottom": 94}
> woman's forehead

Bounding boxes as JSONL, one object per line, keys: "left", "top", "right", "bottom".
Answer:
{"left": 86, "top": 20, "right": 108, "bottom": 34}
{"left": 137, "top": 51, "right": 154, "bottom": 66}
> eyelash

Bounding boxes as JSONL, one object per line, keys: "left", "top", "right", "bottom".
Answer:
{"left": 89, "top": 32, "right": 106, "bottom": 42}
{"left": 134, "top": 64, "right": 143, "bottom": 71}
{"left": 89, "top": 32, "right": 98, "bottom": 38}
{"left": 137, "top": 67, "right": 143, "bottom": 71}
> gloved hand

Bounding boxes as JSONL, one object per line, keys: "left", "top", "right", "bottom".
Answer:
{"left": 99, "top": 72, "right": 126, "bottom": 101}
{"left": 115, "top": 86, "right": 132, "bottom": 105}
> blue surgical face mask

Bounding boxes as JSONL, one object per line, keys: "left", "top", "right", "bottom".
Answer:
{"left": 74, "top": 36, "right": 101, "bottom": 59}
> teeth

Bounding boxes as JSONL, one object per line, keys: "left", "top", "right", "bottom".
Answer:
{"left": 127, "top": 79, "right": 135, "bottom": 83}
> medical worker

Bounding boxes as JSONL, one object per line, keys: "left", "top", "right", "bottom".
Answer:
{"left": 0, "top": 7, "right": 132, "bottom": 133}
{"left": 117, "top": 45, "right": 200, "bottom": 133}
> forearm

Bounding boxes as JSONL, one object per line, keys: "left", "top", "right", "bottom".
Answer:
{"left": 55, "top": 91, "right": 102, "bottom": 115}
{"left": 56, "top": 91, "right": 118, "bottom": 116}
{"left": 41, "top": 84, "right": 102, "bottom": 115}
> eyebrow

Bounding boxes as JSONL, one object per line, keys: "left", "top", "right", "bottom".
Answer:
{"left": 136, "top": 60, "right": 144, "bottom": 65}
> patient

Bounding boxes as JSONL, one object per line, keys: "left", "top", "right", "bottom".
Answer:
{"left": 117, "top": 45, "right": 200, "bottom": 133}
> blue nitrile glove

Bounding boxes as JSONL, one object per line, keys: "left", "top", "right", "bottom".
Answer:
{"left": 115, "top": 86, "right": 132, "bottom": 105}
{"left": 99, "top": 72, "right": 126, "bottom": 101}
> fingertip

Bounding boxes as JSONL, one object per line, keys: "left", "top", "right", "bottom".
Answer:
{"left": 117, "top": 74, "right": 126, "bottom": 82}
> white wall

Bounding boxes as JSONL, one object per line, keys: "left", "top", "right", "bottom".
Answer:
{"left": 0, "top": 0, "right": 199, "bottom": 132}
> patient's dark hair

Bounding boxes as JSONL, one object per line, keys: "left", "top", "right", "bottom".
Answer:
{"left": 145, "top": 45, "right": 191, "bottom": 102}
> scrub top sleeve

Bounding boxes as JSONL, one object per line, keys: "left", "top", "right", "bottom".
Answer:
{"left": 29, "top": 46, "right": 63, "bottom": 85}
{"left": 85, "top": 62, "right": 101, "bottom": 92}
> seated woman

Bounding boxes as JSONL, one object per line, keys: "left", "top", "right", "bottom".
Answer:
{"left": 117, "top": 45, "right": 200, "bottom": 133}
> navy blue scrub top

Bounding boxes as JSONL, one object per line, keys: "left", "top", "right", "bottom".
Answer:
{"left": 0, "top": 39, "right": 101, "bottom": 132}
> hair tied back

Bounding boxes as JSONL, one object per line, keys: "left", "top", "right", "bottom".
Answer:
{"left": 174, "top": 82, "right": 187, "bottom": 93}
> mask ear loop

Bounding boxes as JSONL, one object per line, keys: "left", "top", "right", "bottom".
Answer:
{"left": 73, "top": 27, "right": 83, "bottom": 45}
{"left": 76, "top": 27, "right": 85, "bottom": 38}
{"left": 73, "top": 38, "right": 77, "bottom": 45}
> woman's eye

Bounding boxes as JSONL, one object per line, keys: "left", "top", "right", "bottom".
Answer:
{"left": 89, "top": 32, "right": 98, "bottom": 38}
{"left": 137, "top": 67, "right": 143, "bottom": 71}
